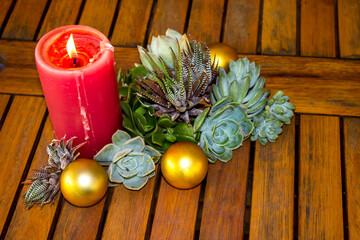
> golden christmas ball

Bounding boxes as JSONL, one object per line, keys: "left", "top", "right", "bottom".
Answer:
{"left": 60, "top": 158, "right": 108, "bottom": 207}
{"left": 161, "top": 141, "right": 208, "bottom": 189}
{"left": 208, "top": 42, "right": 238, "bottom": 72}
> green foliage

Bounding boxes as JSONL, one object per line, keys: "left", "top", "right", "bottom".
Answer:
{"left": 118, "top": 67, "right": 197, "bottom": 153}
{"left": 94, "top": 130, "right": 161, "bottom": 190}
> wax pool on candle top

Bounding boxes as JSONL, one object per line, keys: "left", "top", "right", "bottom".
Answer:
{"left": 35, "top": 25, "right": 121, "bottom": 158}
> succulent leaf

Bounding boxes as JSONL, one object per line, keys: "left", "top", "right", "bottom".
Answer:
{"left": 95, "top": 130, "right": 161, "bottom": 190}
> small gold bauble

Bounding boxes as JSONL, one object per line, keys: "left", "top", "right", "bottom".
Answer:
{"left": 208, "top": 43, "right": 238, "bottom": 72}
{"left": 60, "top": 158, "right": 108, "bottom": 207}
{"left": 161, "top": 141, "right": 208, "bottom": 189}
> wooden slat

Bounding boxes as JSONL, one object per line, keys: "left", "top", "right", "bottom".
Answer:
{"left": 0, "top": 96, "right": 46, "bottom": 232}
{"left": 261, "top": 0, "right": 297, "bottom": 55}
{"left": 5, "top": 118, "right": 59, "bottom": 239}
{"left": 37, "top": 0, "right": 82, "bottom": 40}
{"left": 101, "top": 174, "right": 156, "bottom": 239}
{"left": 53, "top": 198, "right": 106, "bottom": 240}
{"left": 148, "top": 0, "right": 190, "bottom": 41}
{"left": 0, "top": 94, "right": 10, "bottom": 120}
{"left": 0, "top": 0, "right": 13, "bottom": 29}
{"left": 301, "top": 0, "right": 335, "bottom": 57}
{"left": 187, "top": 0, "right": 225, "bottom": 44}
{"left": 199, "top": 141, "right": 251, "bottom": 239}
{"left": 2, "top": 0, "right": 47, "bottom": 40}
{"left": 1, "top": 41, "right": 360, "bottom": 116}
{"left": 265, "top": 76, "right": 360, "bottom": 117}
{"left": 150, "top": 180, "right": 200, "bottom": 240}
{"left": 249, "top": 121, "right": 295, "bottom": 239}
{"left": 223, "top": 0, "right": 260, "bottom": 54}
{"left": 298, "top": 115, "right": 344, "bottom": 239}
{"left": 111, "top": 0, "right": 154, "bottom": 47}
{"left": 343, "top": 118, "right": 360, "bottom": 239}
{"left": 79, "top": 0, "right": 118, "bottom": 37}
{"left": 338, "top": 0, "right": 360, "bottom": 58}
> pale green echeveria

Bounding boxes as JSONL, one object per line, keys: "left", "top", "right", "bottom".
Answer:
{"left": 94, "top": 130, "right": 161, "bottom": 190}
{"left": 267, "top": 90, "right": 295, "bottom": 124}
{"left": 194, "top": 97, "right": 254, "bottom": 163}
{"left": 210, "top": 58, "right": 270, "bottom": 119}
{"left": 138, "top": 28, "right": 190, "bottom": 71}
{"left": 251, "top": 110, "right": 283, "bottom": 145}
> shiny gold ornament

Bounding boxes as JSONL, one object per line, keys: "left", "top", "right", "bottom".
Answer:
{"left": 60, "top": 158, "right": 108, "bottom": 207}
{"left": 208, "top": 43, "right": 238, "bottom": 72}
{"left": 161, "top": 142, "right": 208, "bottom": 189}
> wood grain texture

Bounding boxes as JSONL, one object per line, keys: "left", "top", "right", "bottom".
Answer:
{"left": 298, "top": 115, "right": 344, "bottom": 239}
{"left": 53, "top": 197, "right": 106, "bottom": 240}
{"left": 249, "top": 121, "right": 295, "bottom": 240}
{"left": 101, "top": 174, "right": 156, "bottom": 239}
{"left": 79, "top": 0, "right": 118, "bottom": 37}
{"left": 148, "top": 0, "right": 190, "bottom": 42}
{"left": 187, "top": 0, "right": 225, "bottom": 44}
{"left": 262, "top": 0, "right": 297, "bottom": 55}
{"left": 0, "top": 94, "right": 10, "bottom": 119}
{"left": 301, "top": 0, "right": 336, "bottom": 57}
{"left": 223, "top": 0, "right": 260, "bottom": 54}
{"left": 199, "top": 141, "right": 251, "bottom": 240}
{"left": 0, "top": 0, "right": 12, "bottom": 29}
{"left": 338, "top": 0, "right": 360, "bottom": 59}
{"left": 2, "top": 0, "right": 47, "bottom": 40}
{"left": 111, "top": 0, "right": 154, "bottom": 46}
{"left": 1, "top": 41, "right": 360, "bottom": 116}
{"left": 150, "top": 180, "right": 200, "bottom": 240}
{"left": 5, "top": 118, "right": 58, "bottom": 239}
{"left": 37, "top": 0, "right": 82, "bottom": 40}
{"left": 343, "top": 118, "right": 360, "bottom": 240}
{"left": 0, "top": 96, "right": 46, "bottom": 232}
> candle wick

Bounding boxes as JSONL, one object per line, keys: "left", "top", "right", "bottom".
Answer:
{"left": 73, "top": 57, "right": 77, "bottom": 66}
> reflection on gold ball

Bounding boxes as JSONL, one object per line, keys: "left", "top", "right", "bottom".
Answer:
{"left": 60, "top": 158, "right": 108, "bottom": 207}
{"left": 208, "top": 43, "right": 238, "bottom": 72}
{"left": 161, "top": 142, "right": 208, "bottom": 189}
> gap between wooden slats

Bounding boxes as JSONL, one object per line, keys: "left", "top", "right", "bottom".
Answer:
{"left": 187, "top": 0, "right": 225, "bottom": 44}
{"left": 0, "top": 94, "right": 12, "bottom": 131}
{"left": 0, "top": 96, "right": 47, "bottom": 237}
{"left": 4, "top": 117, "right": 63, "bottom": 239}
{"left": 343, "top": 117, "right": 360, "bottom": 240}
{"left": 223, "top": 0, "right": 260, "bottom": 54}
{"left": 298, "top": 115, "right": 344, "bottom": 239}
{"left": 249, "top": 120, "right": 295, "bottom": 239}
{"left": 110, "top": 0, "right": 154, "bottom": 47}
{"left": 1, "top": 0, "right": 48, "bottom": 40}
{"left": 261, "top": 0, "right": 297, "bottom": 55}
{"left": 147, "top": 0, "right": 190, "bottom": 43}
{"left": 199, "top": 141, "right": 251, "bottom": 239}
{"left": 0, "top": 0, "right": 16, "bottom": 37}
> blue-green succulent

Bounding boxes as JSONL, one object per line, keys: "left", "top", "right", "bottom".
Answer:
{"left": 251, "top": 111, "right": 283, "bottom": 145}
{"left": 210, "top": 58, "right": 270, "bottom": 119}
{"left": 194, "top": 97, "right": 254, "bottom": 163}
{"left": 94, "top": 130, "right": 161, "bottom": 190}
{"left": 267, "top": 90, "right": 295, "bottom": 124}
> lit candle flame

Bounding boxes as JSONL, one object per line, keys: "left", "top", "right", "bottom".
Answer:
{"left": 66, "top": 34, "right": 78, "bottom": 59}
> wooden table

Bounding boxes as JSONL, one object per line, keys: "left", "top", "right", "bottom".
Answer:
{"left": 0, "top": 0, "right": 359, "bottom": 239}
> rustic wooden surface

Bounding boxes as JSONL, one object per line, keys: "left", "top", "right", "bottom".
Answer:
{"left": 0, "top": 0, "right": 359, "bottom": 239}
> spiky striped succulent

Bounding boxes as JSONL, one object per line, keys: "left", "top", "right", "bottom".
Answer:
{"left": 23, "top": 137, "right": 85, "bottom": 208}
{"left": 133, "top": 29, "right": 218, "bottom": 124}
{"left": 210, "top": 58, "right": 270, "bottom": 119}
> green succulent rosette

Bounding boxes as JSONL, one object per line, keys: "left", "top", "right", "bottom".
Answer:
{"left": 251, "top": 110, "right": 283, "bottom": 145}
{"left": 194, "top": 97, "right": 254, "bottom": 163}
{"left": 267, "top": 90, "right": 295, "bottom": 124}
{"left": 94, "top": 130, "right": 161, "bottom": 190}
{"left": 118, "top": 66, "right": 197, "bottom": 152}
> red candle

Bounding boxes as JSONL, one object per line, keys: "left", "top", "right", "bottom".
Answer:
{"left": 35, "top": 25, "right": 121, "bottom": 158}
